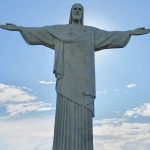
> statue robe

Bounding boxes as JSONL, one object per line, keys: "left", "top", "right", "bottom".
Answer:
{"left": 19, "top": 24, "right": 131, "bottom": 150}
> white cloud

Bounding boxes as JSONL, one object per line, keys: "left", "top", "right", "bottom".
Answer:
{"left": 0, "top": 113, "right": 150, "bottom": 150}
{"left": 6, "top": 101, "right": 55, "bottom": 116}
{"left": 126, "top": 83, "right": 137, "bottom": 88}
{"left": 124, "top": 103, "right": 150, "bottom": 117}
{"left": 0, "top": 83, "right": 36, "bottom": 103}
{"left": 94, "top": 118, "right": 126, "bottom": 126}
{"left": 93, "top": 102, "right": 150, "bottom": 149}
{"left": 0, "top": 118, "right": 54, "bottom": 150}
{"left": 38, "top": 81, "right": 56, "bottom": 85}
{"left": 93, "top": 119, "right": 150, "bottom": 150}
{"left": 0, "top": 83, "right": 55, "bottom": 117}
{"left": 0, "top": 117, "right": 149, "bottom": 150}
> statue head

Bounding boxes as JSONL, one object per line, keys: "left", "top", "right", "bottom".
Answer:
{"left": 69, "top": 3, "right": 84, "bottom": 25}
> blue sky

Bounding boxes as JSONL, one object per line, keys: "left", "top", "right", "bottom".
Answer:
{"left": 0, "top": 0, "right": 150, "bottom": 150}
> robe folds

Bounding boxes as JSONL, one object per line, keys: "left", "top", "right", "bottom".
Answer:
{"left": 20, "top": 24, "right": 131, "bottom": 116}
{"left": 20, "top": 24, "right": 131, "bottom": 150}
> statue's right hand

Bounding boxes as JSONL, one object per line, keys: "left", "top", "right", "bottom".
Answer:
{"left": 0, "top": 23, "right": 18, "bottom": 31}
{"left": 131, "top": 27, "right": 150, "bottom": 35}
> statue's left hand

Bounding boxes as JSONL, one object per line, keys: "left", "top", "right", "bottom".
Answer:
{"left": 0, "top": 23, "right": 19, "bottom": 31}
{"left": 131, "top": 27, "right": 150, "bottom": 35}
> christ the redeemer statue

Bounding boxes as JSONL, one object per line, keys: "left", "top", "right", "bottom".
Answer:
{"left": 0, "top": 3, "right": 150, "bottom": 150}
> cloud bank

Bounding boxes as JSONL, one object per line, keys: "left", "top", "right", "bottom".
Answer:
{"left": 0, "top": 102, "right": 149, "bottom": 150}
{"left": 0, "top": 83, "right": 55, "bottom": 117}
{"left": 0, "top": 118, "right": 54, "bottom": 150}
{"left": 0, "top": 116, "right": 150, "bottom": 150}
{"left": 124, "top": 103, "right": 150, "bottom": 117}
{"left": 0, "top": 83, "right": 36, "bottom": 103}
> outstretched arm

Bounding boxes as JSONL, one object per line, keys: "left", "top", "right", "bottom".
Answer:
{"left": 0, "top": 23, "right": 55, "bottom": 48}
{"left": 0, "top": 23, "right": 20, "bottom": 31}
{"left": 95, "top": 27, "right": 150, "bottom": 51}
{"left": 130, "top": 27, "right": 150, "bottom": 36}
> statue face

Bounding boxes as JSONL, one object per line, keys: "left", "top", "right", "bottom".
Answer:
{"left": 71, "top": 4, "right": 83, "bottom": 22}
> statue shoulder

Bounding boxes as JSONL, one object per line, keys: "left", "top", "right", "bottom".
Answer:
{"left": 83, "top": 25, "right": 105, "bottom": 33}
{"left": 43, "top": 24, "right": 68, "bottom": 29}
